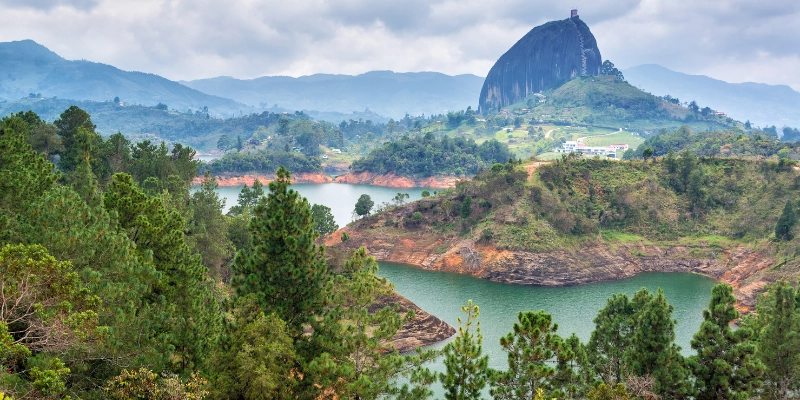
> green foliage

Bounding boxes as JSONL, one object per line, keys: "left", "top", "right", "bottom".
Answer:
{"left": 0, "top": 244, "right": 99, "bottom": 353}
{"left": 586, "top": 383, "right": 631, "bottom": 400}
{"left": 490, "top": 310, "right": 587, "bottom": 399}
{"left": 209, "top": 296, "right": 297, "bottom": 400}
{"left": 460, "top": 196, "right": 472, "bottom": 219}
{"left": 188, "top": 172, "right": 234, "bottom": 271}
{"left": 625, "top": 288, "right": 691, "bottom": 398}
{"left": 440, "top": 300, "right": 489, "bottom": 400}
{"left": 232, "top": 166, "right": 328, "bottom": 335}
{"left": 320, "top": 248, "right": 413, "bottom": 399}
{"left": 587, "top": 294, "right": 634, "bottom": 385}
{"left": 600, "top": 60, "right": 625, "bottom": 81}
{"left": 204, "top": 149, "right": 322, "bottom": 175}
{"left": 54, "top": 105, "right": 97, "bottom": 172}
{"left": 745, "top": 281, "right": 800, "bottom": 399}
{"left": 29, "top": 356, "right": 71, "bottom": 398}
{"left": 775, "top": 200, "right": 796, "bottom": 240}
{"left": 689, "top": 284, "right": 764, "bottom": 399}
{"left": 636, "top": 124, "right": 791, "bottom": 159}
{"left": 105, "top": 367, "right": 209, "bottom": 400}
{"left": 311, "top": 204, "right": 339, "bottom": 236}
{"left": 0, "top": 122, "right": 58, "bottom": 223}
{"left": 103, "top": 173, "right": 221, "bottom": 373}
{"left": 355, "top": 194, "right": 374, "bottom": 217}
{"left": 351, "top": 133, "right": 512, "bottom": 177}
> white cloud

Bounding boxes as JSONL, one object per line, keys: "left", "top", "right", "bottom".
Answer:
{"left": 1, "top": 0, "right": 798, "bottom": 90}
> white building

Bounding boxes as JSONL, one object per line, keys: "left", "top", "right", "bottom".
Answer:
{"left": 556, "top": 141, "right": 618, "bottom": 158}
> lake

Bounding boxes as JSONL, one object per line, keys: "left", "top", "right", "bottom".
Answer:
{"left": 213, "top": 183, "right": 430, "bottom": 227}
{"left": 212, "top": 182, "right": 718, "bottom": 392}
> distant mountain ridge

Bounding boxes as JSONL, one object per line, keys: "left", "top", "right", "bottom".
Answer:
{"left": 181, "top": 71, "right": 485, "bottom": 119}
{"left": 0, "top": 39, "right": 244, "bottom": 114}
{"left": 623, "top": 64, "right": 800, "bottom": 130}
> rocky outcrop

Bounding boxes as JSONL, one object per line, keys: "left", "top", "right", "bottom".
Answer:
{"left": 334, "top": 171, "right": 460, "bottom": 189}
{"left": 194, "top": 172, "right": 333, "bottom": 186}
{"left": 378, "top": 293, "right": 456, "bottom": 353}
{"left": 326, "top": 226, "right": 774, "bottom": 312}
{"left": 479, "top": 15, "right": 602, "bottom": 113}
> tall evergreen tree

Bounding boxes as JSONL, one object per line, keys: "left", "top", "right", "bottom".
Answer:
{"left": 490, "top": 310, "right": 578, "bottom": 399}
{"left": 746, "top": 281, "right": 800, "bottom": 399}
{"left": 689, "top": 284, "right": 764, "bottom": 399}
{"left": 104, "top": 173, "right": 221, "bottom": 374}
{"left": 188, "top": 171, "right": 233, "bottom": 272}
{"left": 232, "top": 166, "right": 328, "bottom": 336}
{"left": 587, "top": 294, "right": 635, "bottom": 385}
{"left": 440, "top": 300, "right": 489, "bottom": 400}
{"left": 625, "top": 288, "right": 691, "bottom": 399}
{"left": 53, "top": 106, "right": 98, "bottom": 172}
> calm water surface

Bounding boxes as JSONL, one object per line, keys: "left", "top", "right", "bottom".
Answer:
{"left": 214, "top": 183, "right": 430, "bottom": 227}
{"left": 377, "top": 263, "right": 716, "bottom": 365}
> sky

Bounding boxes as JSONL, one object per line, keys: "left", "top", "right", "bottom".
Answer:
{"left": 2, "top": 0, "right": 799, "bottom": 90}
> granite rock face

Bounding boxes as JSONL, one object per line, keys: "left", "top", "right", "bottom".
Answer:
{"left": 478, "top": 16, "right": 602, "bottom": 113}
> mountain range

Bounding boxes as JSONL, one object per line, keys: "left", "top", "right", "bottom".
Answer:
{"left": 623, "top": 64, "right": 800, "bottom": 131}
{"left": 181, "top": 71, "right": 484, "bottom": 119}
{"left": 0, "top": 39, "right": 798, "bottom": 131}
{"left": 0, "top": 40, "right": 244, "bottom": 114}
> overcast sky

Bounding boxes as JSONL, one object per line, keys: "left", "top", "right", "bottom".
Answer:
{"left": 2, "top": 0, "right": 799, "bottom": 90}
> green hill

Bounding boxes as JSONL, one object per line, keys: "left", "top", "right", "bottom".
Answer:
{"left": 510, "top": 75, "right": 741, "bottom": 133}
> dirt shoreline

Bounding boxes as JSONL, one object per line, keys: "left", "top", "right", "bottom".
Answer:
{"left": 326, "top": 226, "right": 774, "bottom": 313}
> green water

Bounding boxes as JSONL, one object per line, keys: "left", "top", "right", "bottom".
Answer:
{"left": 212, "top": 183, "right": 430, "bottom": 227}
{"left": 377, "top": 262, "right": 717, "bottom": 368}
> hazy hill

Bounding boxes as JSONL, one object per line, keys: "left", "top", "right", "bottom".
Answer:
{"left": 182, "top": 71, "right": 484, "bottom": 119}
{"left": 0, "top": 39, "right": 245, "bottom": 114}
{"left": 623, "top": 64, "right": 800, "bottom": 131}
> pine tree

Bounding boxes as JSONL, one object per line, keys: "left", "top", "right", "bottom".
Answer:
{"left": 440, "top": 300, "right": 489, "bottom": 400}
{"left": 588, "top": 294, "right": 635, "bottom": 385}
{"left": 490, "top": 310, "right": 579, "bottom": 399}
{"left": 53, "top": 106, "right": 97, "bottom": 172}
{"left": 104, "top": 173, "right": 221, "bottom": 374}
{"left": 625, "top": 288, "right": 691, "bottom": 398}
{"left": 320, "top": 247, "right": 411, "bottom": 399}
{"left": 747, "top": 281, "right": 800, "bottom": 399}
{"left": 187, "top": 171, "right": 233, "bottom": 272}
{"left": 689, "top": 284, "right": 764, "bottom": 399}
{"left": 774, "top": 200, "right": 796, "bottom": 241}
{"left": 232, "top": 166, "right": 328, "bottom": 336}
{"left": 311, "top": 204, "right": 338, "bottom": 236}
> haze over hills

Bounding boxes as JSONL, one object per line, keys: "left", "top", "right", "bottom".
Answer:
{"left": 623, "top": 64, "right": 800, "bottom": 131}
{"left": 181, "top": 71, "right": 484, "bottom": 120}
{"left": 0, "top": 39, "right": 244, "bottom": 114}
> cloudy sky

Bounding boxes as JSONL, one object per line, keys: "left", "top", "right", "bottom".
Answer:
{"left": 2, "top": 0, "right": 799, "bottom": 90}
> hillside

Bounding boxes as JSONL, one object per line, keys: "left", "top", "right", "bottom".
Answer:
{"left": 330, "top": 157, "right": 800, "bottom": 310}
{"left": 182, "top": 71, "right": 484, "bottom": 119}
{"left": 519, "top": 75, "right": 741, "bottom": 133}
{"left": 0, "top": 39, "right": 244, "bottom": 114}
{"left": 623, "top": 64, "right": 800, "bottom": 130}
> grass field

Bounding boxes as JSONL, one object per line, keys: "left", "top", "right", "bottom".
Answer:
{"left": 581, "top": 131, "right": 645, "bottom": 148}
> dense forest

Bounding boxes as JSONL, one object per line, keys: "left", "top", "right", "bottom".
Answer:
{"left": 624, "top": 125, "right": 800, "bottom": 160}
{"left": 350, "top": 133, "right": 513, "bottom": 177}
